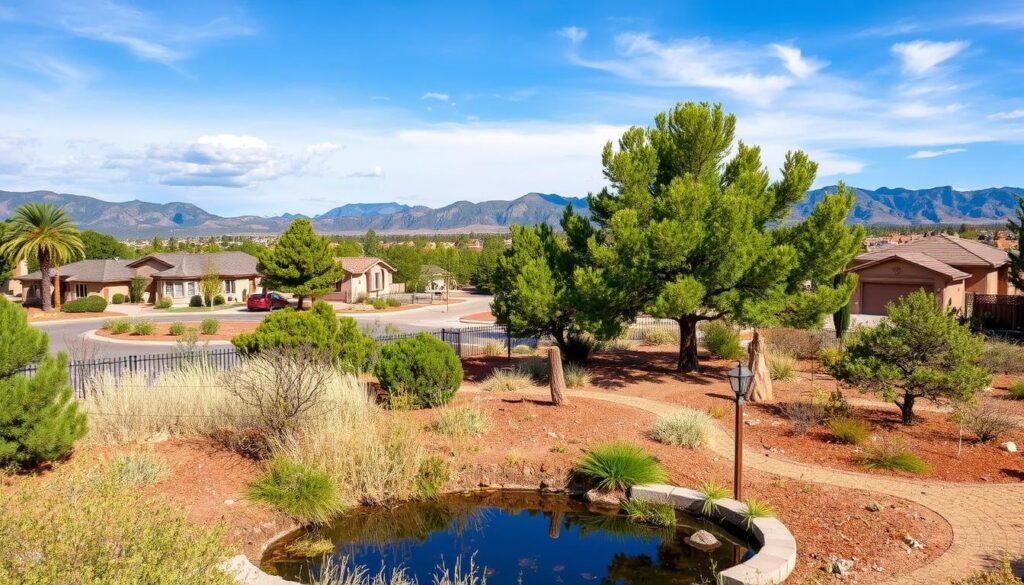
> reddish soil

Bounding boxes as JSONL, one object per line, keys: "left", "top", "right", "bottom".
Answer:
{"left": 335, "top": 298, "right": 465, "bottom": 315}
{"left": 985, "top": 374, "right": 1024, "bottom": 416}
{"left": 97, "top": 321, "right": 256, "bottom": 342}
{"left": 25, "top": 308, "right": 126, "bottom": 321}
{"left": 462, "top": 310, "right": 496, "bottom": 322}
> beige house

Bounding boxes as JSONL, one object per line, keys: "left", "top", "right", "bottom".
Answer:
{"left": 18, "top": 252, "right": 260, "bottom": 306}
{"left": 1, "top": 259, "right": 27, "bottom": 297}
{"left": 846, "top": 235, "right": 1014, "bottom": 315}
{"left": 325, "top": 257, "right": 398, "bottom": 303}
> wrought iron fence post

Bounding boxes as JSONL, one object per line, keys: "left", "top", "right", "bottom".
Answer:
{"left": 506, "top": 324, "right": 512, "bottom": 362}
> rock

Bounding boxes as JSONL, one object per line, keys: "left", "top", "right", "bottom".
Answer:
{"left": 829, "top": 556, "right": 855, "bottom": 575}
{"left": 903, "top": 535, "right": 924, "bottom": 549}
{"left": 745, "top": 418, "right": 761, "bottom": 427}
{"left": 584, "top": 488, "right": 623, "bottom": 507}
{"left": 866, "top": 502, "right": 882, "bottom": 512}
{"left": 1001, "top": 441, "right": 1018, "bottom": 453}
{"left": 547, "top": 432, "right": 558, "bottom": 438}
{"left": 224, "top": 499, "right": 235, "bottom": 506}
{"left": 685, "top": 530, "right": 721, "bottom": 552}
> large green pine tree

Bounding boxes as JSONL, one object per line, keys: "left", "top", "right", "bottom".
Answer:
{"left": 1006, "top": 196, "right": 1024, "bottom": 291}
{"left": 257, "top": 219, "right": 346, "bottom": 309}
{"left": 578, "top": 102, "right": 864, "bottom": 372}
{"left": 0, "top": 297, "right": 87, "bottom": 467}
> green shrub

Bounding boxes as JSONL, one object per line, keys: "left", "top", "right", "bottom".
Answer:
{"left": 818, "top": 346, "right": 843, "bottom": 371}
{"left": 200, "top": 318, "right": 220, "bottom": 335}
{"left": 951, "top": 556, "right": 1024, "bottom": 585}
{"left": 128, "top": 276, "right": 150, "bottom": 304}
{"left": 963, "top": 405, "right": 1018, "bottom": 443}
{"left": 697, "top": 480, "right": 730, "bottom": 516}
{"left": 700, "top": 321, "right": 744, "bottom": 359}
{"left": 375, "top": 332, "right": 462, "bottom": 408}
{"left": 651, "top": 408, "right": 713, "bottom": 448}
{"left": 189, "top": 295, "right": 204, "bottom": 307}
{"left": 856, "top": 437, "right": 929, "bottom": 473}
{"left": 827, "top": 416, "right": 870, "bottom": 445}
{"left": 621, "top": 498, "right": 676, "bottom": 527}
{"left": 61, "top": 294, "right": 107, "bottom": 313}
{"left": 574, "top": 442, "right": 668, "bottom": 491}
{"left": 643, "top": 327, "right": 678, "bottom": 346}
{"left": 213, "top": 294, "right": 225, "bottom": 306}
{"left": 0, "top": 466, "right": 233, "bottom": 583}
{"left": 480, "top": 367, "right": 534, "bottom": 392}
{"left": 431, "top": 404, "right": 490, "bottom": 439}
{"left": 168, "top": 322, "right": 187, "bottom": 336}
{"left": 982, "top": 339, "right": 1024, "bottom": 375}
{"left": 563, "top": 363, "right": 591, "bottom": 388}
{"left": 768, "top": 351, "right": 797, "bottom": 381}
{"left": 562, "top": 333, "right": 600, "bottom": 363}
{"left": 741, "top": 497, "right": 775, "bottom": 528}
{"left": 246, "top": 457, "right": 342, "bottom": 524}
{"left": 416, "top": 455, "right": 450, "bottom": 498}
{"left": 823, "top": 388, "right": 852, "bottom": 419}
{"left": 104, "top": 318, "right": 131, "bottom": 334}
{"left": 1009, "top": 381, "right": 1024, "bottom": 400}
{"left": 111, "top": 293, "right": 125, "bottom": 304}
{"left": 131, "top": 319, "right": 155, "bottom": 336}
{"left": 233, "top": 301, "right": 377, "bottom": 373}
{"left": 154, "top": 297, "right": 173, "bottom": 309}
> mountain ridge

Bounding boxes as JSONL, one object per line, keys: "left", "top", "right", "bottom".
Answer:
{"left": 0, "top": 187, "right": 1019, "bottom": 237}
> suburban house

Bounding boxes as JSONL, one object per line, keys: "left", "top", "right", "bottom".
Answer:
{"left": 421, "top": 264, "right": 455, "bottom": 294}
{"left": 846, "top": 234, "right": 1014, "bottom": 315}
{"left": 17, "top": 251, "right": 260, "bottom": 306}
{"left": 325, "top": 257, "right": 400, "bottom": 303}
{"left": 1, "top": 259, "right": 26, "bottom": 297}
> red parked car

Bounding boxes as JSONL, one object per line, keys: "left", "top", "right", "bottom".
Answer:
{"left": 247, "top": 292, "right": 290, "bottom": 311}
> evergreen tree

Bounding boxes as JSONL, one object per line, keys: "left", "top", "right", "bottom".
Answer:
{"left": 79, "top": 230, "right": 134, "bottom": 260}
{"left": 471, "top": 235, "right": 505, "bottom": 293}
{"left": 579, "top": 102, "right": 864, "bottom": 372}
{"left": 1007, "top": 196, "right": 1024, "bottom": 291}
{"left": 0, "top": 298, "right": 86, "bottom": 467}
{"left": 0, "top": 221, "right": 12, "bottom": 285}
{"left": 383, "top": 245, "right": 423, "bottom": 291}
{"left": 257, "top": 219, "right": 345, "bottom": 310}
{"left": 362, "top": 229, "right": 382, "bottom": 257}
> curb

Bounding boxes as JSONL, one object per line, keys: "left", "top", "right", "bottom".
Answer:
{"left": 83, "top": 329, "right": 234, "bottom": 347}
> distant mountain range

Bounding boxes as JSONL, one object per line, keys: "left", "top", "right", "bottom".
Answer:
{"left": 0, "top": 186, "right": 1020, "bottom": 237}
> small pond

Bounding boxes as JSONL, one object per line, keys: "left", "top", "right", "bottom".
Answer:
{"left": 261, "top": 491, "right": 753, "bottom": 584}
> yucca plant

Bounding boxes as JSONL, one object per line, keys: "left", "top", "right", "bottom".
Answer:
{"left": 574, "top": 442, "right": 668, "bottom": 491}
{"left": 741, "top": 497, "right": 775, "bottom": 528}
{"left": 697, "top": 480, "right": 730, "bottom": 516}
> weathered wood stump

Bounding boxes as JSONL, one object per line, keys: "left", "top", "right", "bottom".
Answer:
{"left": 548, "top": 346, "right": 567, "bottom": 405}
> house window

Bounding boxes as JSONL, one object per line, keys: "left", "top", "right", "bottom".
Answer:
{"left": 164, "top": 282, "right": 174, "bottom": 297}
{"left": 375, "top": 272, "right": 382, "bottom": 290}
{"left": 187, "top": 282, "right": 196, "bottom": 297}
{"left": 75, "top": 284, "right": 88, "bottom": 298}
{"left": 223, "top": 280, "right": 236, "bottom": 294}
{"left": 174, "top": 282, "right": 184, "bottom": 298}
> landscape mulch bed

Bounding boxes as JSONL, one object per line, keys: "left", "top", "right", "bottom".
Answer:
{"left": 96, "top": 321, "right": 257, "bottom": 342}
{"left": 25, "top": 308, "right": 126, "bottom": 321}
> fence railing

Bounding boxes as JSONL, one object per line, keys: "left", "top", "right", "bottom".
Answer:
{"left": 966, "top": 292, "right": 1024, "bottom": 332}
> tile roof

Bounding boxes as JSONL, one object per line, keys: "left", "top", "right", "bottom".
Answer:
{"left": 128, "top": 252, "right": 258, "bottom": 278}
{"left": 336, "top": 257, "right": 393, "bottom": 274}
{"left": 855, "top": 234, "right": 1009, "bottom": 267}
{"left": 852, "top": 252, "right": 971, "bottom": 281}
{"left": 18, "top": 259, "right": 136, "bottom": 283}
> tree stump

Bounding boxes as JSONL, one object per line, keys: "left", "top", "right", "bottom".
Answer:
{"left": 747, "top": 329, "right": 774, "bottom": 403}
{"left": 548, "top": 346, "right": 568, "bottom": 405}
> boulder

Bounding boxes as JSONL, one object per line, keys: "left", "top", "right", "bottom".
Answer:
{"left": 866, "top": 502, "right": 882, "bottom": 512}
{"left": 584, "top": 488, "right": 623, "bottom": 507}
{"left": 685, "top": 530, "right": 721, "bottom": 552}
{"left": 1001, "top": 441, "right": 1018, "bottom": 453}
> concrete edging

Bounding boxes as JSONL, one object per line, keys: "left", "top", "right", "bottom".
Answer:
{"left": 630, "top": 484, "right": 796, "bottom": 585}
{"left": 83, "top": 328, "right": 234, "bottom": 347}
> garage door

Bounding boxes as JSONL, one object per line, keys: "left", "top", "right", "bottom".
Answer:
{"left": 862, "top": 283, "right": 929, "bottom": 315}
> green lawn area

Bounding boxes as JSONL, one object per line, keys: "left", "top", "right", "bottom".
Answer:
{"left": 158, "top": 303, "right": 245, "bottom": 313}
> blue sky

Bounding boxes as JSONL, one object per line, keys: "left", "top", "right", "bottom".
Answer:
{"left": 0, "top": 0, "right": 1023, "bottom": 216}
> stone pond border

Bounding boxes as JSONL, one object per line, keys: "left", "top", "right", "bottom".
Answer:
{"left": 631, "top": 484, "right": 797, "bottom": 585}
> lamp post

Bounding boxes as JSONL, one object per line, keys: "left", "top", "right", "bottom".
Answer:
{"left": 726, "top": 360, "right": 753, "bottom": 500}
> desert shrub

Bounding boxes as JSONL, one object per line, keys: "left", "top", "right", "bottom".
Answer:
{"left": 168, "top": 322, "right": 187, "bottom": 336}
{"left": 233, "top": 302, "right": 376, "bottom": 373}
{"left": 817, "top": 346, "right": 843, "bottom": 371}
{"left": 103, "top": 317, "right": 131, "bottom": 334}
{"left": 563, "top": 363, "right": 591, "bottom": 388}
{"left": 779, "top": 400, "right": 826, "bottom": 436}
{"left": 763, "top": 327, "right": 832, "bottom": 359}
{"left": 512, "top": 344, "right": 535, "bottom": 355}
{"left": 213, "top": 294, "right": 225, "bottom": 306}
{"left": 189, "top": 294, "right": 204, "bottom": 307}
{"left": 480, "top": 367, "right": 534, "bottom": 392}
{"left": 0, "top": 466, "right": 233, "bottom": 583}
{"left": 415, "top": 455, "right": 450, "bottom": 498}
{"left": 374, "top": 333, "right": 462, "bottom": 408}
{"left": 827, "top": 416, "right": 870, "bottom": 445}
{"left": 856, "top": 437, "right": 929, "bottom": 473}
{"left": 431, "top": 403, "right": 490, "bottom": 439}
{"left": 200, "top": 318, "right": 220, "bottom": 335}
{"left": 621, "top": 498, "right": 676, "bottom": 527}
{"left": 111, "top": 293, "right": 125, "bottom": 304}
{"left": 768, "top": 351, "right": 797, "bottom": 381}
{"left": 982, "top": 339, "right": 1024, "bottom": 375}
{"left": 643, "top": 327, "right": 679, "bottom": 346}
{"left": 107, "top": 452, "right": 169, "bottom": 487}
{"left": 1009, "top": 380, "right": 1024, "bottom": 400}
{"left": 951, "top": 556, "right": 1024, "bottom": 585}
{"left": 700, "top": 321, "right": 744, "bottom": 359}
{"left": 823, "top": 388, "right": 852, "bottom": 419}
{"left": 61, "top": 294, "right": 107, "bottom": 313}
{"left": 963, "top": 405, "right": 1018, "bottom": 443}
{"left": 707, "top": 404, "right": 727, "bottom": 419}
{"left": 131, "top": 319, "right": 155, "bottom": 335}
{"left": 574, "top": 442, "right": 668, "bottom": 491}
{"left": 366, "top": 298, "right": 388, "bottom": 310}
{"left": 154, "top": 297, "right": 173, "bottom": 309}
{"left": 246, "top": 457, "right": 342, "bottom": 524}
{"left": 482, "top": 339, "right": 505, "bottom": 357}
{"left": 603, "top": 338, "right": 636, "bottom": 353}
{"left": 561, "top": 333, "right": 601, "bottom": 364}
{"left": 651, "top": 408, "right": 713, "bottom": 448}
{"left": 741, "top": 497, "right": 776, "bottom": 528}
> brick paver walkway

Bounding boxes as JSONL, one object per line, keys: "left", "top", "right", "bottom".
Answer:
{"left": 481, "top": 388, "right": 1024, "bottom": 584}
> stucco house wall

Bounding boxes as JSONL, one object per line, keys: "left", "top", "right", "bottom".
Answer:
{"left": 849, "top": 259, "right": 960, "bottom": 314}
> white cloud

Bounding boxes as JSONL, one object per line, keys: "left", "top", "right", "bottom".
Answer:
{"left": 344, "top": 165, "right": 384, "bottom": 178}
{"left": 989, "top": 109, "right": 1024, "bottom": 120}
{"left": 771, "top": 44, "right": 827, "bottom": 78}
{"left": 891, "top": 40, "right": 969, "bottom": 76}
{"left": 907, "top": 147, "right": 967, "bottom": 159}
{"left": 558, "top": 26, "right": 587, "bottom": 44}
{"left": 891, "top": 102, "right": 963, "bottom": 118}
{"left": 305, "top": 142, "right": 342, "bottom": 156}
{"left": 421, "top": 92, "right": 450, "bottom": 101}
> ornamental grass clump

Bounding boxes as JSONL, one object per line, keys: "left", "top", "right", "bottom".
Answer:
{"left": 741, "top": 497, "right": 776, "bottom": 528}
{"left": 131, "top": 319, "right": 155, "bottom": 336}
{"left": 1008, "top": 380, "right": 1024, "bottom": 400}
{"left": 651, "top": 408, "right": 713, "bottom": 448}
{"left": 482, "top": 339, "right": 505, "bottom": 357}
{"left": 107, "top": 452, "right": 169, "bottom": 487}
{"left": 104, "top": 317, "right": 131, "bottom": 334}
{"left": 200, "top": 318, "right": 220, "bottom": 335}
{"left": 431, "top": 403, "right": 491, "bottom": 439}
{"left": 621, "top": 498, "right": 677, "bottom": 527}
{"left": 768, "top": 351, "right": 797, "bottom": 381}
{"left": 574, "top": 442, "right": 668, "bottom": 492}
{"left": 563, "top": 363, "right": 591, "bottom": 388}
{"left": 246, "top": 457, "right": 343, "bottom": 524}
{"left": 697, "top": 480, "right": 730, "bottom": 516}
{"left": 480, "top": 366, "right": 534, "bottom": 392}
{"left": 856, "top": 436, "right": 929, "bottom": 473}
{"left": 827, "top": 416, "right": 871, "bottom": 445}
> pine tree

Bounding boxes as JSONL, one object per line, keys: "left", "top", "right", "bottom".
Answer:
{"left": 257, "top": 219, "right": 346, "bottom": 310}
{"left": 1007, "top": 196, "right": 1024, "bottom": 291}
{"left": 0, "top": 297, "right": 86, "bottom": 467}
{"left": 579, "top": 102, "right": 864, "bottom": 372}
{"left": 362, "top": 229, "right": 382, "bottom": 257}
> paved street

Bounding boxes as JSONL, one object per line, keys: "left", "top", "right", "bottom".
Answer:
{"left": 32, "top": 293, "right": 496, "bottom": 358}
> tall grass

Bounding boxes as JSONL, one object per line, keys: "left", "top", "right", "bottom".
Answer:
{"left": 563, "top": 363, "right": 592, "bottom": 388}
{"left": 480, "top": 367, "right": 534, "bottom": 392}
{"left": 651, "top": 408, "right": 714, "bottom": 448}
{"left": 246, "top": 457, "right": 343, "bottom": 524}
{"left": 827, "top": 417, "right": 871, "bottom": 445}
{"left": 310, "top": 555, "right": 488, "bottom": 585}
{"left": 431, "top": 403, "right": 491, "bottom": 439}
{"left": 856, "top": 437, "right": 929, "bottom": 473}
{"left": 1008, "top": 380, "right": 1024, "bottom": 400}
{"left": 621, "top": 498, "right": 676, "bottom": 527}
{"left": 767, "top": 351, "right": 797, "bottom": 381}
{"left": 575, "top": 442, "right": 668, "bottom": 491}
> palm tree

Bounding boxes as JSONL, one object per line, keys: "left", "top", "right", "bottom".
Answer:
{"left": 0, "top": 203, "right": 84, "bottom": 312}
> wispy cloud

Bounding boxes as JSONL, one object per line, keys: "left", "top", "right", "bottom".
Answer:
{"left": 989, "top": 109, "right": 1024, "bottom": 120}
{"left": 891, "top": 40, "right": 969, "bottom": 76}
{"left": 344, "top": 166, "right": 384, "bottom": 179}
{"left": 891, "top": 102, "right": 963, "bottom": 118}
{"left": 771, "top": 44, "right": 827, "bottom": 78}
{"left": 421, "top": 92, "right": 450, "bottom": 101}
{"left": 907, "top": 147, "right": 967, "bottom": 159}
{"left": 856, "top": 19, "right": 921, "bottom": 38}
{"left": 558, "top": 26, "right": 587, "bottom": 44}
